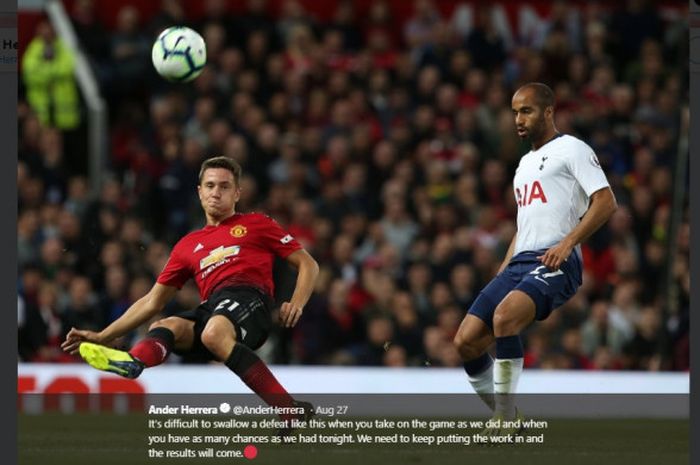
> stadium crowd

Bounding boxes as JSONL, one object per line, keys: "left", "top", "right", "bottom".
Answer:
{"left": 18, "top": 0, "right": 689, "bottom": 371}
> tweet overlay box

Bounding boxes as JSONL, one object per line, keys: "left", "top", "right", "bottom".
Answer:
{"left": 18, "top": 394, "right": 688, "bottom": 465}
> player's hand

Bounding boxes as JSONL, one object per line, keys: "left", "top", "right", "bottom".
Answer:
{"left": 61, "top": 327, "right": 104, "bottom": 355}
{"left": 279, "top": 302, "right": 303, "bottom": 328}
{"left": 537, "top": 240, "right": 574, "bottom": 271}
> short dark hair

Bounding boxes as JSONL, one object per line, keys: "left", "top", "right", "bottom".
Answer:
{"left": 518, "top": 82, "right": 555, "bottom": 110}
{"left": 198, "top": 156, "right": 242, "bottom": 185}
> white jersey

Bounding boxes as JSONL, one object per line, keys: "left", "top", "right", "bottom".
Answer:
{"left": 512, "top": 134, "right": 610, "bottom": 256}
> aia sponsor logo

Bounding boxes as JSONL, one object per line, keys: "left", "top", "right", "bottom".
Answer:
{"left": 515, "top": 180, "right": 548, "bottom": 207}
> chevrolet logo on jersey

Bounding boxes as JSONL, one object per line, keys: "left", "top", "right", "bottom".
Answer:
{"left": 199, "top": 245, "right": 241, "bottom": 270}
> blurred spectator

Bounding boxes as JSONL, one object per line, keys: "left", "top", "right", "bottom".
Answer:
{"left": 196, "top": 0, "right": 237, "bottom": 47}
{"left": 404, "top": 0, "right": 442, "bottom": 56}
{"left": 233, "top": 0, "right": 276, "bottom": 51}
{"left": 450, "top": 264, "right": 476, "bottom": 310}
{"left": 609, "top": 0, "right": 663, "bottom": 66}
{"left": 350, "top": 315, "right": 394, "bottom": 366}
{"left": 22, "top": 21, "right": 80, "bottom": 130}
{"left": 99, "top": 265, "right": 131, "bottom": 323}
{"left": 383, "top": 344, "right": 408, "bottom": 367}
{"left": 69, "top": 0, "right": 110, "bottom": 68}
{"left": 523, "top": 329, "right": 550, "bottom": 368}
{"left": 277, "top": 0, "right": 315, "bottom": 46}
{"left": 559, "top": 328, "right": 593, "bottom": 369}
{"left": 464, "top": 6, "right": 507, "bottom": 72}
{"left": 380, "top": 194, "right": 418, "bottom": 259}
{"left": 581, "top": 300, "right": 631, "bottom": 357}
{"left": 422, "top": 324, "right": 460, "bottom": 367}
{"left": 390, "top": 291, "right": 423, "bottom": 360}
{"left": 18, "top": 282, "right": 72, "bottom": 362}
{"left": 61, "top": 276, "right": 104, "bottom": 334}
{"left": 327, "top": 1, "right": 362, "bottom": 52}
{"left": 108, "top": 6, "right": 152, "bottom": 98}
{"left": 149, "top": 0, "right": 187, "bottom": 37}
{"left": 621, "top": 305, "right": 664, "bottom": 370}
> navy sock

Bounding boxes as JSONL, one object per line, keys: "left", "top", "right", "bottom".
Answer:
{"left": 495, "top": 335, "right": 523, "bottom": 359}
{"left": 463, "top": 353, "right": 493, "bottom": 376}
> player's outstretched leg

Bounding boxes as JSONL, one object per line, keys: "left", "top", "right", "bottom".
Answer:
{"left": 224, "top": 342, "right": 297, "bottom": 408}
{"left": 202, "top": 315, "right": 314, "bottom": 428}
{"left": 224, "top": 342, "right": 316, "bottom": 435}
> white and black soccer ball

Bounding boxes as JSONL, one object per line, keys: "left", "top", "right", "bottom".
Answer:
{"left": 151, "top": 26, "right": 207, "bottom": 82}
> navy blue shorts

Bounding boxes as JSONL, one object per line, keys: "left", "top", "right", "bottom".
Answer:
{"left": 467, "top": 249, "right": 582, "bottom": 329}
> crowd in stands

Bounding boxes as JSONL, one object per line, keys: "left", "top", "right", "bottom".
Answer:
{"left": 18, "top": 0, "right": 689, "bottom": 371}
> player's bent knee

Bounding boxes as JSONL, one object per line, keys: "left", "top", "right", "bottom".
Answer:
{"left": 492, "top": 309, "right": 515, "bottom": 335}
{"left": 453, "top": 333, "right": 483, "bottom": 360}
{"left": 492, "top": 290, "right": 537, "bottom": 336}
{"left": 453, "top": 331, "right": 468, "bottom": 350}
{"left": 453, "top": 327, "right": 475, "bottom": 349}
{"left": 200, "top": 325, "right": 223, "bottom": 351}
{"left": 459, "top": 342, "right": 485, "bottom": 361}
{"left": 493, "top": 302, "right": 531, "bottom": 336}
{"left": 200, "top": 318, "right": 236, "bottom": 359}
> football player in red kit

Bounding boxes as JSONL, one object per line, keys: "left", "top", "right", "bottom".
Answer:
{"left": 62, "top": 156, "right": 319, "bottom": 420}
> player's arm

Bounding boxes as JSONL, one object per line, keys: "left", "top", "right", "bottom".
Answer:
{"left": 538, "top": 187, "right": 617, "bottom": 270}
{"left": 61, "top": 283, "right": 178, "bottom": 354}
{"left": 498, "top": 232, "right": 518, "bottom": 274}
{"left": 279, "top": 249, "right": 320, "bottom": 328}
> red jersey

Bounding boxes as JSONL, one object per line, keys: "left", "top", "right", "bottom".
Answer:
{"left": 157, "top": 213, "right": 302, "bottom": 300}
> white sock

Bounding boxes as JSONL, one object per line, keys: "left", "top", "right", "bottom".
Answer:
{"left": 468, "top": 364, "right": 495, "bottom": 411}
{"left": 493, "top": 357, "right": 524, "bottom": 419}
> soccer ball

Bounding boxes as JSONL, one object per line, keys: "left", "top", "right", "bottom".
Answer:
{"left": 151, "top": 26, "right": 206, "bottom": 82}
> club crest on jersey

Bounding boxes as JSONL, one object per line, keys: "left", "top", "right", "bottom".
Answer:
{"left": 515, "top": 180, "right": 548, "bottom": 207}
{"left": 199, "top": 245, "right": 241, "bottom": 270}
{"left": 230, "top": 225, "right": 247, "bottom": 238}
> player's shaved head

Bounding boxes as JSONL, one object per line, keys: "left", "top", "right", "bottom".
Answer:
{"left": 515, "top": 82, "right": 555, "bottom": 111}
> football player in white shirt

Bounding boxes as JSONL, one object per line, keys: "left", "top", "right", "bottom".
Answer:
{"left": 453, "top": 83, "right": 617, "bottom": 434}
